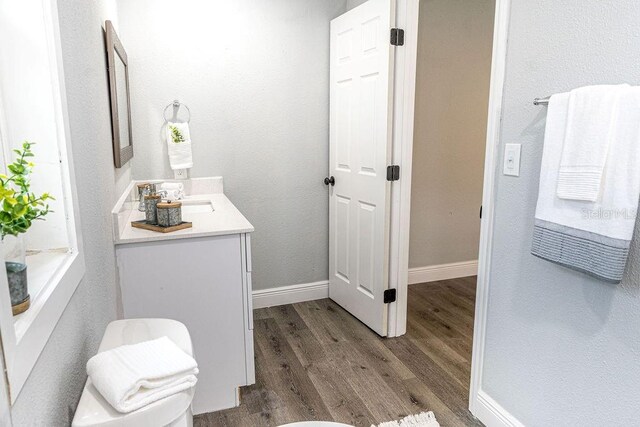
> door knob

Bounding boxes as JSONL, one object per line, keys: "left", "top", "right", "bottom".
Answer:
{"left": 324, "top": 176, "right": 335, "bottom": 186}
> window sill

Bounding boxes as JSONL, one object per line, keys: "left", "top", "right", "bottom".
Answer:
{"left": 0, "top": 248, "right": 85, "bottom": 402}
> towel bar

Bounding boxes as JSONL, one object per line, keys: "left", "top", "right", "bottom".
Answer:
{"left": 533, "top": 96, "right": 550, "bottom": 106}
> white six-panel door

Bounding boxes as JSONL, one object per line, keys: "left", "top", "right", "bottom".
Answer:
{"left": 328, "top": 0, "right": 396, "bottom": 336}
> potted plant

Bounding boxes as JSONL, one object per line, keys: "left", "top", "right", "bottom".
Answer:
{"left": 0, "top": 142, "right": 53, "bottom": 315}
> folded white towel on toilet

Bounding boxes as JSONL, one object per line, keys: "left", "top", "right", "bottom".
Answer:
{"left": 166, "top": 122, "right": 193, "bottom": 170}
{"left": 86, "top": 336, "right": 198, "bottom": 413}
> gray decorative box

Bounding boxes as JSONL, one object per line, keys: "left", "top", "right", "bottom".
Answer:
{"left": 144, "top": 194, "right": 161, "bottom": 224}
{"left": 157, "top": 201, "right": 182, "bottom": 227}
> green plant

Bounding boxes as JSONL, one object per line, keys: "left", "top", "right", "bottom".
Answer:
{"left": 169, "top": 125, "right": 185, "bottom": 143}
{"left": 0, "top": 142, "right": 53, "bottom": 238}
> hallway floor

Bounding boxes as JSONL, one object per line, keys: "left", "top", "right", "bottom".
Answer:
{"left": 195, "top": 277, "right": 483, "bottom": 427}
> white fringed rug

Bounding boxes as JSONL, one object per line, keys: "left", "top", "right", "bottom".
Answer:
{"left": 373, "top": 411, "right": 440, "bottom": 427}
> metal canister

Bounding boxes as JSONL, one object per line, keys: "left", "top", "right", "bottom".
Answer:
{"left": 137, "top": 183, "right": 150, "bottom": 211}
{"left": 144, "top": 194, "right": 161, "bottom": 224}
{"left": 157, "top": 201, "right": 182, "bottom": 227}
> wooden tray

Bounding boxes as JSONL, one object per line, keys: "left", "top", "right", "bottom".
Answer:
{"left": 131, "top": 220, "right": 193, "bottom": 233}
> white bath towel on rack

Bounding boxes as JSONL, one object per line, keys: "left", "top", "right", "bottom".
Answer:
{"left": 86, "top": 336, "right": 199, "bottom": 413}
{"left": 557, "top": 84, "right": 628, "bottom": 201}
{"left": 166, "top": 121, "right": 193, "bottom": 170}
{"left": 533, "top": 88, "right": 640, "bottom": 283}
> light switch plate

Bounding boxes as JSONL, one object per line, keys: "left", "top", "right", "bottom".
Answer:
{"left": 503, "top": 143, "right": 521, "bottom": 176}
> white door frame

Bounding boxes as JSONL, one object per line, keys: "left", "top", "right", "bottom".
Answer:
{"left": 388, "top": 2, "right": 516, "bottom": 424}
{"left": 385, "top": 0, "right": 419, "bottom": 337}
{"left": 468, "top": 1, "right": 514, "bottom": 425}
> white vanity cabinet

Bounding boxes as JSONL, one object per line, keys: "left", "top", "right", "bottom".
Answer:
{"left": 112, "top": 178, "right": 255, "bottom": 415}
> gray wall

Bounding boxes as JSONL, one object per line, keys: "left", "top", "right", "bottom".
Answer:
{"left": 116, "top": 0, "right": 347, "bottom": 291}
{"left": 482, "top": 1, "right": 640, "bottom": 425}
{"left": 409, "top": 0, "right": 494, "bottom": 268}
{"left": 10, "top": 0, "right": 126, "bottom": 424}
{"left": 346, "top": 0, "right": 367, "bottom": 10}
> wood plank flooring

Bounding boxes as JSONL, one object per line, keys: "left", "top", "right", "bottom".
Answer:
{"left": 195, "top": 277, "right": 483, "bottom": 427}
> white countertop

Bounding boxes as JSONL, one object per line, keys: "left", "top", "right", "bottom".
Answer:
{"left": 112, "top": 177, "right": 254, "bottom": 245}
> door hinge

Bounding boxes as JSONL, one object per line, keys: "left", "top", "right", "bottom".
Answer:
{"left": 479, "top": 205, "right": 483, "bottom": 219}
{"left": 386, "top": 165, "right": 400, "bottom": 181}
{"left": 390, "top": 28, "right": 404, "bottom": 46}
{"left": 384, "top": 288, "right": 397, "bottom": 304}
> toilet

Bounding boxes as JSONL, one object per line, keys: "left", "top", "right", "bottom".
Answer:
{"left": 72, "top": 319, "right": 196, "bottom": 427}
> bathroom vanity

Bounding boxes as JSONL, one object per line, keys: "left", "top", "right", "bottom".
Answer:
{"left": 112, "top": 177, "right": 254, "bottom": 415}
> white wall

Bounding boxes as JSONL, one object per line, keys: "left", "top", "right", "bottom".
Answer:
{"left": 10, "top": 0, "right": 127, "bottom": 424}
{"left": 482, "top": 1, "right": 640, "bottom": 425}
{"left": 408, "top": 0, "right": 494, "bottom": 269}
{"left": 115, "top": 0, "right": 347, "bottom": 291}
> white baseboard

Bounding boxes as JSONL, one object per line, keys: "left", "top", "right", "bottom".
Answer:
{"left": 472, "top": 390, "right": 525, "bottom": 427}
{"left": 408, "top": 260, "right": 478, "bottom": 285}
{"left": 252, "top": 280, "right": 329, "bottom": 309}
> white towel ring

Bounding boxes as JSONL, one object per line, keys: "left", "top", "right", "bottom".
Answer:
{"left": 163, "top": 100, "right": 191, "bottom": 123}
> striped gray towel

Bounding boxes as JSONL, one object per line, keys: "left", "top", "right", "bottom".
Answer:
{"left": 532, "top": 88, "right": 640, "bottom": 283}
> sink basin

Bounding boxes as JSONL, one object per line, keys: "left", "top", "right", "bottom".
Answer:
{"left": 180, "top": 200, "right": 214, "bottom": 214}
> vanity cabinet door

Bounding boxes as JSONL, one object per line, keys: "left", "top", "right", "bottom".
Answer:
{"left": 116, "top": 233, "right": 249, "bottom": 414}
{"left": 243, "top": 234, "right": 253, "bottom": 330}
{"left": 240, "top": 233, "right": 255, "bottom": 384}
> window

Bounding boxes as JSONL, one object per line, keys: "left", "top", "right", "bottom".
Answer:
{"left": 0, "top": 0, "right": 85, "bottom": 402}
